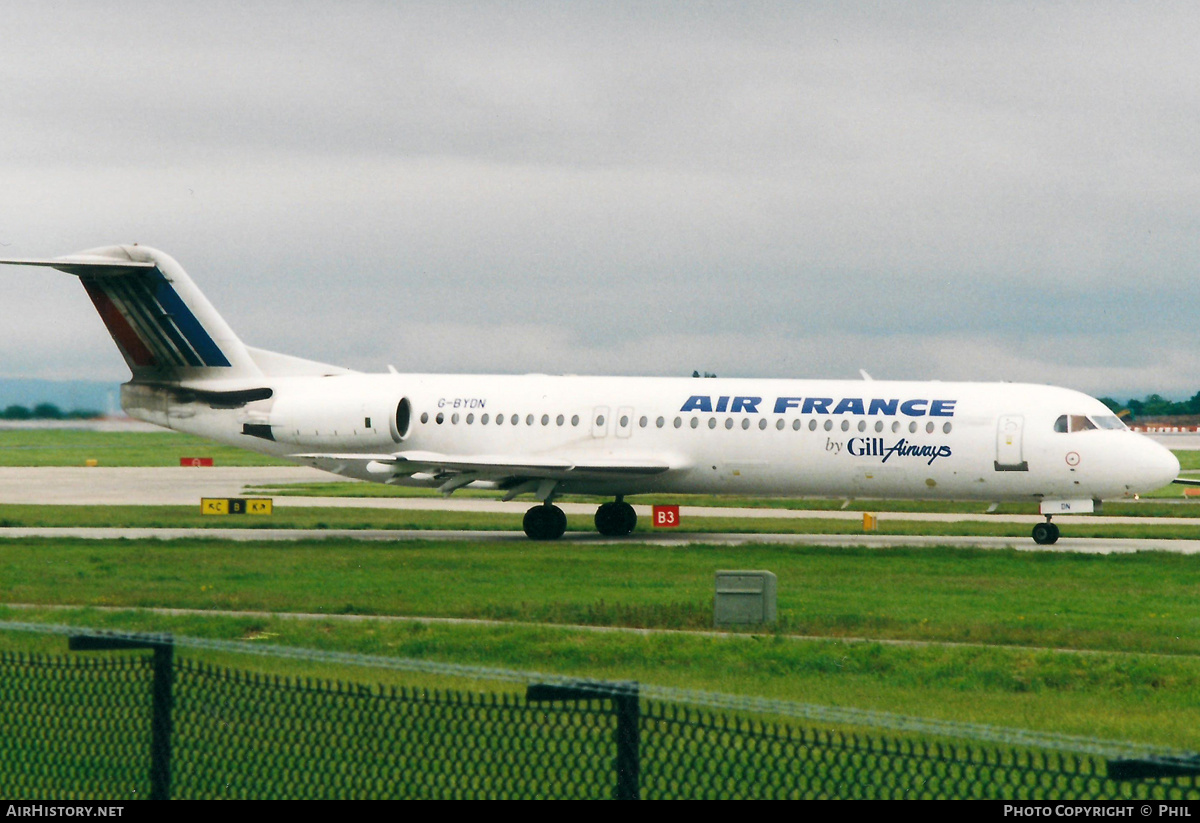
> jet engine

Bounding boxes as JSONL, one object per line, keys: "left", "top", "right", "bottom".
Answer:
{"left": 247, "top": 387, "right": 412, "bottom": 450}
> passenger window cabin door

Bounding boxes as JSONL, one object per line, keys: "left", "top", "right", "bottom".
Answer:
{"left": 994, "top": 414, "right": 1029, "bottom": 471}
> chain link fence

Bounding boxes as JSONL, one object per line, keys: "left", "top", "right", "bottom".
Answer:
{"left": 639, "top": 704, "right": 1197, "bottom": 800}
{"left": 2, "top": 625, "right": 1199, "bottom": 800}
{"left": 0, "top": 652, "right": 154, "bottom": 799}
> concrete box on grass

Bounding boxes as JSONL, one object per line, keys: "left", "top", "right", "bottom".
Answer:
{"left": 714, "top": 570, "right": 777, "bottom": 627}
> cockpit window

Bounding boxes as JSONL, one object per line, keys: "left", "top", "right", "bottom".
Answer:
{"left": 1054, "top": 414, "right": 1125, "bottom": 433}
{"left": 1071, "top": 415, "right": 1097, "bottom": 432}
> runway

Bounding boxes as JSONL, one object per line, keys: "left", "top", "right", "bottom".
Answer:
{"left": 0, "top": 466, "right": 329, "bottom": 506}
{"left": 1, "top": 526, "right": 1199, "bottom": 554}
{"left": 0, "top": 466, "right": 1198, "bottom": 553}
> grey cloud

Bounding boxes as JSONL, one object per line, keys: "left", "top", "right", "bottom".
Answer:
{"left": 2, "top": 3, "right": 1199, "bottom": 399}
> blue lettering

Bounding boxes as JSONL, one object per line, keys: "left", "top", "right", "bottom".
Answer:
{"left": 930, "top": 399, "right": 957, "bottom": 417}
{"left": 880, "top": 438, "right": 953, "bottom": 465}
{"left": 692, "top": 394, "right": 955, "bottom": 417}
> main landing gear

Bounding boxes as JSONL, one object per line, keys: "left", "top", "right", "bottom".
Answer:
{"left": 521, "top": 496, "right": 638, "bottom": 540}
{"left": 595, "top": 497, "right": 637, "bottom": 537}
{"left": 523, "top": 503, "right": 567, "bottom": 541}
{"left": 1032, "top": 516, "right": 1061, "bottom": 545}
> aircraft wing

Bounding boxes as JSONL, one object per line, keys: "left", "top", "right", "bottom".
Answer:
{"left": 292, "top": 450, "right": 672, "bottom": 496}
{"left": 1172, "top": 477, "right": 1200, "bottom": 486}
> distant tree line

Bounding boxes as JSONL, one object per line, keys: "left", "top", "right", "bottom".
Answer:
{"left": 1, "top": 403, "right": 103, "bottom": 420}
{"left": 1098, "top": 393, "right": 1200, "bottom": 420}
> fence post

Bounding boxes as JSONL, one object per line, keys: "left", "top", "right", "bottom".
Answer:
{"left": 68, "top": 632, "right": 175, "bottom": 800}
{"left": 614, "top": 686, "right": 640, "bottom": 801}
{"left": 149, "top": 642, "right": 174, "bottom": 801}
{"left": 526, "top": 680, "right": 640, "bottom": 800}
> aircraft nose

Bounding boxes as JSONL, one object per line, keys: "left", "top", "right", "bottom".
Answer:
{"left": 1138, "top": 438, "right": 1180, "bottom": 492}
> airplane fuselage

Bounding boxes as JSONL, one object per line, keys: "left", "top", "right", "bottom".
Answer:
{"left": 122, "top": 373, "right": 1178, "bottom": 504}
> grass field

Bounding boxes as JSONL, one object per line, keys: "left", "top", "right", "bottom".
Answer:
{"left": 3, "top": 429, "right": 1200, "bottom": 755}
{"left": 5, "top": 538, "right": 1199, "bottom": 652}
{"left": 4, "top": 538, "right": 1200, "bottom": 749}
{"left": 0, "top": 429, "right": 289, "bottom": 467}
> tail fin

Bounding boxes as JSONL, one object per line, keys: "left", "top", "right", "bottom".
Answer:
{"left": 1, "top": 244, "right": 263, "bottom": 382}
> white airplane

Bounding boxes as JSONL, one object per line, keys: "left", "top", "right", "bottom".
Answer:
{"left": 1, "top": 245, "right": 1183, "bottom": 543}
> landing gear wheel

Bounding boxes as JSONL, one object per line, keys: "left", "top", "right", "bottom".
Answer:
{"left": 594, "top": 501, "right": 637, "bottom": 536}
{"left": 524, "top": 504, "right": 567, "bottom": 540}
{"left": 1032, "top": 521, "right": 1060, "bottom": 545}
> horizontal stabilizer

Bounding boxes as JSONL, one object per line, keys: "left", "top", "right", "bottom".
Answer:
{"left": 0, "top": 257, "right": 157, "bottom": 276}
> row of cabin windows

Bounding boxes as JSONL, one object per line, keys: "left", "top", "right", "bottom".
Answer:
{"left": 417, "top": 410, "right": 953, "bottom": 435}
{"left": 421, "top": 411, "right": 581, "bottom": 427}
{"left": 674, "top": 417, "right": 951, "bottom": 434}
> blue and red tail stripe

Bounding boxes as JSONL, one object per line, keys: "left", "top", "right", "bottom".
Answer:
{"left": 81, "top": 280, "right": 158, "bottom": 368}
{"left": 80, "top": 266, "right": 231, "bottom": 370}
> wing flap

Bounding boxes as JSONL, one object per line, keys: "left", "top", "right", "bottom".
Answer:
{"left": 292, "top": 450, "right": 672, "bottom": 482}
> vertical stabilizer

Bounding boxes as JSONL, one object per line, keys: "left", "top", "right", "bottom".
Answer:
{"left": 0, "top": 244, "right": 262, "bottom": 383}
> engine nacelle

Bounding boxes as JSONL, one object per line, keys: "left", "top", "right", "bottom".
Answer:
{"left": 261, "top": 388, "right": 412, "bottom": 450}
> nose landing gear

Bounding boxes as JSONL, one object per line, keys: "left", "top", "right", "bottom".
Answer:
{"left": 1032, "top": 516, "right": 1060, "bottom": 545}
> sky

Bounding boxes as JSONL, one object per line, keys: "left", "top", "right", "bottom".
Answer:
{"left": 1, "top": 1, "right": 1198, "bottom": 401}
